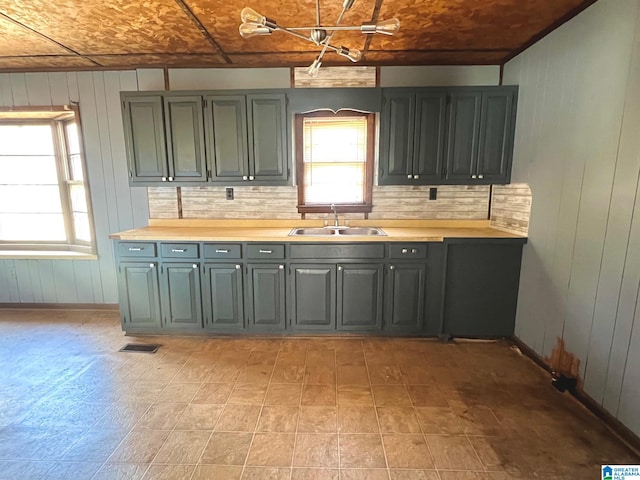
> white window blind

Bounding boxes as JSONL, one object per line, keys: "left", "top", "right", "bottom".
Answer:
{"left": 302, "top": 115, "right": 368, "bottom": 204}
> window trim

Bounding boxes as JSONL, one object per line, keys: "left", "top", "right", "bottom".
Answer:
{"left": 295, "top": 110, "right": 375, "bottom": 215}
{"left": 0, "top": 105, "right": 96, "bottom": 255}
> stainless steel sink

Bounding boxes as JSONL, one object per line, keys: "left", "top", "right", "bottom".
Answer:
{"left": 289, "top": 227, "right": 386, "bottom": 236}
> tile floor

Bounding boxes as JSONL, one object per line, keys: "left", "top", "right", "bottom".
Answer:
{"left": 0, "top": 309, "right": 637, "bottom": 480}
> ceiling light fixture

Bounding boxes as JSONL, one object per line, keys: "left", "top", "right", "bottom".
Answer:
{"left": 239, "top": 0, "right": 400, "bottom": 77}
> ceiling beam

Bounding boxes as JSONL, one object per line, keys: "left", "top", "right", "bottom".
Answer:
{"left": 174, "top": 0, "right": 231, "bottom": 64}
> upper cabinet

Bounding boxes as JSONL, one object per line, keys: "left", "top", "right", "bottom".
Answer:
{"left": 121, "top": 91, "right": 289, "bottom": 186}
{"left": 379, "top": 86, "right": 517, "bottom": 186}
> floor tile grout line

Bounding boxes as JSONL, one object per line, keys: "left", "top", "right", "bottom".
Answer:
{"left": 362, "top": 339, "right": 391, "bottom": 480}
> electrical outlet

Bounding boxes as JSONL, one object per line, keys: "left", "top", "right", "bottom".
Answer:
{"left": 429, "top": 187, "right": 437, "bottom": 200}
{"left": 225, "top": 187, "right": 234, "bottom": 200}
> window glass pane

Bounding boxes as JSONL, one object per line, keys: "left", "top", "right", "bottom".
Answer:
{"left": 0, "top": 185, "right": 63, "bottom": 214}
{"left": 73, "top": 212, "right": 91, "bottom": 242}
{"left": 70, "top": 184, "right": 87, "bottom": 213}
{"left": 0, "top": 125, "right": 55, "bottom": 155}
{"left": 65, "top": 122, "right": 81, "bottom": 155}
{"left": 302, "top": 116, "right": 368, "bottom": 205}
{"left": 0, "top": 213, "right": 66, "bottom": 241}
{"left": 68, "top": 154, "right": 84, "bottom": 181}
{"left": 0, "top": 156, "right": 59, "bottom": 184}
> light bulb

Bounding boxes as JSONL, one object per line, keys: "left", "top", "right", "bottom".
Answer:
{"left": 375, "top": 17, "right": 400, "bottom": 35}
{"left": 241, "top": 7, "right": 265, "bottom": 25}
{"left": 338, "top": 46, "right": 362, "bottom": 62}
{"left": 307, "top": 59, "right": 322, "bottom": 78}
{"left": 239, "top": 23, "right": 271, "bottom": 39}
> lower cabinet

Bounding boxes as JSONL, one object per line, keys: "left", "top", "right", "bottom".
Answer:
{"left": 384, "top": 263, "right": 426, "bottom": 333}
{"left": 202, "top": 263, "right": 244, "bottom": 330}
{"left": 337, "top": 264, "right": 383, "bottom": 331}
{"left": 247, "top": 263, "right": 286, "bottom": 330}
{"left": 159, "top": 262, "right": 203, "bottom": 330}
{"left": 290, "top": 264, "right": 336, "bottom": 330}
{"left": 117, "top": 262, "right": 161, "bottom": 329}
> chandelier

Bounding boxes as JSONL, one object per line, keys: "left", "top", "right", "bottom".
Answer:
{"left": 238, "top": 0, "right": 400, "bottom": 77}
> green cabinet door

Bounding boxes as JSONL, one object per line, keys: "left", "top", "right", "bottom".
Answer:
{"left": 160, "top": 262, "right": 203, "bottom": 329}
{"left": 445, "top": 91, "right": 482, "bottom": 182}
{"left": 384, "top": 263, "right": 426, "bottom": 332}
{"left": 290, "top": 263, "right": 336, "bottom": 331}
{"left": 477, "top": 90, "right": 515, "bottom": 184}
{"left": 164, "top": 96, "right": 207, "bottom": 182}
{"left": 379, "top": 90, "right": 415, "bottom": 185}
{"left": 337, "top": 264, "right": 383, "bottom": 331}
{"left": 413, "top": 92, "right": 447, "bottom": 183}
{"left": 247, "top": 263, "right": 286, "bottom": 330}
{"left": 205, "top": 95, "right": 249, "bottom": 181}
{"left": 117, "top": 262, "right": 161, "bottom": 328}
{"left": 203, "top": 263, "right": 245, "bottom": 330}
{"left": 122, "top": 96, "right": 168, "bottom": 183}
{"left": 247, "top": 94, "right": 287, "bottom": 181}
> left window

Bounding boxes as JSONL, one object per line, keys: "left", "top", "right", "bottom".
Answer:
{"left": 0, "top": 107, "right": 95, "bottom": 254}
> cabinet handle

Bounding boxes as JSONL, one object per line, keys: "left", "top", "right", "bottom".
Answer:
{"left": 168, "top": 176, "right": 174, "bottom": 182}
{"left": 401, "top": 248, "right": 408, "bottom": 254}
{"left": 249, "top": 176, "right": 254, "bottom": 180}
{"left": 161, "top": 177, "right": 167, "bottom": 182}
{"left": 471, "top": 174, "right": 477, "bottom": 179}
{"left": 149, "top": 263, "right": 155, "bottom": 268}
{"left": 215, "top": 249, "right": 229, "bottom": 253}
{"left": 242, "top": 175, "right": 248, "bottom": 180}
{"left": 411, "top": 248, "right": 418, "bottom": 254}
{"left": 278, "top": 265, "right": 284, "bottom": 270}
{"left": 236, "top": 265, "right": 241, "bottom": 269}
{"left": 171, "top": 248, "right": 186, "bottom": 253}
{"left": 192, "top": 264, "right": 198, "bottom": 269}
{"left": 407, "top": 174, "right": 412, "bottom": 179}
{"left": 390, "top": 265, "right": 395, "bottom": 270}
{"left": 259, "top": 249, "right": 273, "bottom": 254}
{"left": 414, "top": 175, "right": 419, "bottom": 179}
{"left": 128, "top": 247, "right": 142, "bottom": 251}
{"left": 478, "top": 174, "right": 484, "bottom": 179}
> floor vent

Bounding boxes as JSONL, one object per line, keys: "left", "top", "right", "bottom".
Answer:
{"left": 119, "top": 343, "right": 160, "bottom": 353}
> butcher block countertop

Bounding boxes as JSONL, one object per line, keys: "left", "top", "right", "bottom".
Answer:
{"left": 109, "top": 219, "right": 526, "bottom": 243}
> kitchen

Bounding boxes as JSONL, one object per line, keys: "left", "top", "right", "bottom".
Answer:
{"left": 1, "top": 0, "right": 640, "bottom": 478}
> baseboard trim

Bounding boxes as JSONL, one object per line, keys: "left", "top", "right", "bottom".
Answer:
{"left": 0, "top": 303, "right": 119, "bottom": 311}
{"left": 512, "top": 335, "right": 640, "bottom": 456}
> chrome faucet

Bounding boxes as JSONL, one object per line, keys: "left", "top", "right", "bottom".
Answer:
{"left": 330, "top": 203, "right": 339, "bottom": 227}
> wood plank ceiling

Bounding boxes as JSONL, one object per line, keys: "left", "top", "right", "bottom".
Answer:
{"left": 0, "top": 0, "right": 597, "bottom": 71}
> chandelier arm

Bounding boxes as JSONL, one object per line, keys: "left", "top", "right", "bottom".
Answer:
{"left": 285, "top": 26, "right": 366, "bottom": 31}
{"left": 275, "top": 26, "right": 342, "bottom": 54}
{"left": 313, "top": 4, "right": 349, "bottom": 65}
{"left": 316, "top": 0, "right": 321, "bottom": 27}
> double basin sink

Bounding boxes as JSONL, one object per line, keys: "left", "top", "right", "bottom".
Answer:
{"left": 289, "top": 226, "right": 386, "bottom": 237}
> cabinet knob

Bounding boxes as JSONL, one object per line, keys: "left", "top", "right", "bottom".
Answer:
{"left": 249, "top": 176, "right": 254, "bottom": 181}
{"left": 149, "top": 263, "right": 155, "bottom": 268}
{"left": 411, "top": 248, "right": 418, "bottom": 254}
{"left": 242, "top": 175, "right": 248, "bottom": 180}
{"left": 389, "top": 265, "right": 395, "bottom": 270}
{"left": 278, "top": 265, "right": 284, "bottom": 270}
{"left": 478, "top": 174, "right": 484, "bottom": 179}
{"left": 338, "top": 265, "right": 343, "bottom": 271}
{"left": 168, "top": 176, "right": 174, "bottom": 182}
{"left": 471, "top": 174, "right": 477, "bottom": 179}
{"left": 236, "top": 265, "right": 241, "bottom": 269}
{"left": 161, "top": 177, "right": 167, "bottom": 182}
{"left": 401, "top": 248, "right": 408, "bottom": 254}
{"left": 407, "top": 174, "right": 412, "bottom": 179}
{"left": 192, "top": 264, "right": 198, "bottom": 269}
{"left": 414, "top": 175, "right": 419, "bottom": 179}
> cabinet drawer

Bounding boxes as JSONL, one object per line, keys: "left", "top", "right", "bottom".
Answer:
{"left": 118, "top": 242, "right": 157, "bottom": 258}
{"left": 246, "top": 244, "right": 285, "bottom": 259}
{"left": 388, "top": 244, "right": 427, "bottom": 259}
{"left": 203, "top": 243, "right": 242, "bottom": 259}
{"left": 290, "top": 244, "right": 385, "bottom": 259}
{"left": 160, "top": 243, "right": 200, "bottom": 259}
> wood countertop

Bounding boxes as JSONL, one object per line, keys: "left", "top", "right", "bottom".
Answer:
{"left": 109, "top": 219, "right": 526, "bottom": 243}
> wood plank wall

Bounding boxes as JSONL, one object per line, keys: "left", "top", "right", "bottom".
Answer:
{"left": 149, "top": 185, "right": 491, "bottom": 220}
{"left": 503, "top": 0, "right": 640, "bottom": 437}
{"left": 0, "top": 71, "right": 151, "bottom": 304}
{"left": 490, "top": 183, "right": 531, "bottom": 235}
